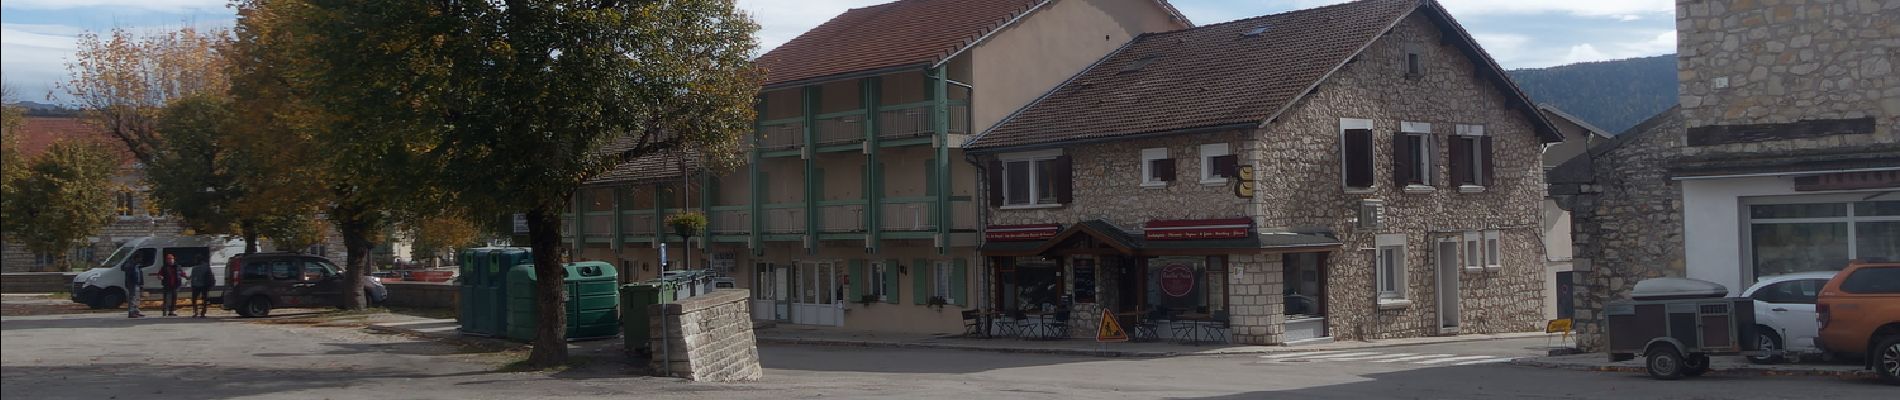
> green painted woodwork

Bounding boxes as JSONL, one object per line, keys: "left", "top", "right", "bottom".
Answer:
{"left": 882, "top": 258, "right": 899, "bottom": 304}
{"left": 912, "top": 258, "right": 929, "bottom": 305}
{"left": 848, "top": 259, "right": 866, "bottom": 300}
{"left": 952, "top": 258, "right": 968, "bottom": 306}
{"left": 802, "top": 86, "right": 818, "bottom": 254}
{"left": 863, "top": 76, "right": 883, "bottom": 252}
{"left": 610, "top": 187, "right": 624, "bottom": 251}
{"left": 929, "top": 67, "right": 951, "bottom": 255}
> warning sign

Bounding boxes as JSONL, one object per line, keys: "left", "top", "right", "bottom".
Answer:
{"left": 1097, "top": 313, "right": 1130, "bottom": 343}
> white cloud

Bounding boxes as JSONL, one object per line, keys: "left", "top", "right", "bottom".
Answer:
{"left": 1471, "top": 32, "right": 1531, "bottom": 66}
{"left": 1560, "top": 30, "right": 1675, "bottom": 64}
{"left": 0, "top": 0, "right": 226, "bottom": 12}
{"left": 1617, "top": 14, "right": 1644, "bottom": 22}
{"left": 1, "top": 24, "right": 83, "bottom": 101}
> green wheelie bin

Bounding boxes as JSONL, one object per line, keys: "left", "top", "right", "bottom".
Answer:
{"left": 505, "top": 261, "right": 621, "bottom": 341}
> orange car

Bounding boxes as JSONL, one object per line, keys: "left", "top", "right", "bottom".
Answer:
{"left": 1815, "top": 259, "right": 1900, "bottom": 385}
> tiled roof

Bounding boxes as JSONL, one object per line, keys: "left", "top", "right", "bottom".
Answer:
{"left": 756, "top": 0, "right": 1045, "bottom": 87}
{"left": 969, "top": 0, "right": 1561, "bottom": 150}
{"left": 755, "top": 0, "right": 1190, "bottom": 87}
{"left": 586, "top": 151, "right": 699, "bottom": 186}
{"left": 5, "top": 116, "right": 131, "bottom": 164}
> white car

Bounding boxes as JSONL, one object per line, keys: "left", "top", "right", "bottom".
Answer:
{"left": 1739, "top": 271, "right": 1837, "bottom": 364}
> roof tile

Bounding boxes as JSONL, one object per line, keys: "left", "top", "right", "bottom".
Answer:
{"left": 756, "top": 0, "right": 1046, "bottom": 87}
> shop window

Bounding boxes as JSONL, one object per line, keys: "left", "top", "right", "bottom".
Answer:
{"left": 1748, "top": 200, "right": 1900, "bottom": 280}
{"left": 989, "top": 150, "right": 1070, "bottom": 208}
{"left": 753, "top": 262, "right": 777, "bottom": 300}
{"left": 1145, "top": 256, "right": 1227, "bottom": 314}
{"left": 1282, "top": 252, "right": 1325, "bottom": 317}
{"left": 1449, "top": 124, "right": 1491, "bottom": 190}
{"left": 1340, "top": 118, "right": 1374, "bottom": 190}
{"left": 1375, "top": 234, "right": 1407, "bottom": 301}
{"left": 1141, "top": 148, "right": 1172, "bottom": 187}
{"left": 1005, "top": 259, "right": 1062, "bottom": 312}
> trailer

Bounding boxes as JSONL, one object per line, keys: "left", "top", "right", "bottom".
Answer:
{"left": 1605, "top": 277, "right": 1766, "bottom": 380}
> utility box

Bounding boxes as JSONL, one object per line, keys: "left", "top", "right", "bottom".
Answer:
{"left": 505, "top": 261, "right": 622, "bottom": 342}
{"left": 621, "top": 281, "right": 680, "bottom": 356}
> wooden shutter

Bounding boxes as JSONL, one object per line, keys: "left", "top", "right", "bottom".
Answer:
{"left": 1052, "top": 156, "right": 1074, "bottom": 204}
{"left": 1448, "top": 137, "right": 1470, "bottom": 186}
{"left": 884, "top": 258, "right": 900, "bottom": 304}
{"left": 912, "top": 258, "right": 930, "bottom": 305}
{"left": 1211, "top": 155, "right": 1238, "bottom": 178}
{"left": 951, "top": 258, "right": 969, "bottom": 306}
{"left": 1343, "top": 129, "right": 1374, "bottom": 188}
{"left": 1153, "top": 158, "right": 1176, "bottom": 182}
{"left": 986, "top": 160, "right": 1003, "bottom": 208}
{"left": 1480, "top": 136, "right": 1496, "bottom": 186}
{"left": 1393, "top": 134, "right": 1415, "bottom": 187}
{"left": 848, "top": 259, "right": 867, "bottom": 300}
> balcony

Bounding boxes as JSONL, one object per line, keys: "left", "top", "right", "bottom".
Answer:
{"left": 759, "top": 120, "right": 804, "bottom": 150}
{"left": 622, "top": 211, "right": 656, "bottom": 236}
{"left": 710, "top": 209, "right": 749, "bottom": 235}
{"left": 878, "top": 103, "right": 969, "bottom": 140}
{"left": 583, "top": 212, "right": 613, "bottom": 237}
{"left": 813, "top": 112, "right": 866, "bottom": 146}
{"left": 951, "top": 200, "right": 977, "bottom": 231}
{"left": 881, "top": 203, "right": 933, "bottom": 232}
{"left": 765, "top": 208, "right": 805, "bottom": 234}
{"left": 819, "top": 204, "right": 865, "bottom": 233}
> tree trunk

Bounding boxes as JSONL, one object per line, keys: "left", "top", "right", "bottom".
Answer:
{"left": 241, "top": 220, "right": 259, "bottom": 254}
{"left": 333, "top": 206, "right": 372, "bottom": 310}
{"left": 525, "top": 205, "right": 569, "bottom": 366}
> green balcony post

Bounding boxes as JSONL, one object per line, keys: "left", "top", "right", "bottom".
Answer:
{"left": 863, "top": 76, "right": 882, "bottom": 253}
{"left": 930, "top": 67, "right": 951, "bottom": 255}
{"left": 750, "top": 103, "right": 764, "bottom": 256}
{"left": 611, "top": 186, "right": 624, "bottom": 252}
{"left": 803, "top": 86, "right": 819, "bottom": 255}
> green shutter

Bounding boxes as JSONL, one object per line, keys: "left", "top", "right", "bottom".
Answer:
{"left": 883, "top": 258, "right": 900, "bottom": 304}
{"left": 913, "top": 258, "right": 929, "bottom": 305}
{"left": 849, "top": 259, "right": 866, "bottom": 301}
{"left": 952, "top": 258, "right": 969, "bottom": 306}
{"left": 923, "top": 158, "right": 936, "bottom": 196}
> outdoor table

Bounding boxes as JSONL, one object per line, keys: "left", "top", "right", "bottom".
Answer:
{"left": 1175, "top": 313, "right": 1214, "bottom": 345}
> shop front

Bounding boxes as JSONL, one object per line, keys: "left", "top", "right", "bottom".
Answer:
{"left": 980, "top": 219, "right": 1338, "bottom": 344}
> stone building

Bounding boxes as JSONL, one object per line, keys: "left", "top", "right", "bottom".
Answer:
{"left": 2, "top": 116, "right": 186, "bottom": 272}
{"left": 965, "top": 0, "right": 1559, "bottom": 344}
{"left": 568, "top": 0, "right": 1192, "bottom": 333}
{"left": 1536, "top": 105, "right": 1611, "bottom": 321}
{"left": 1555, "top": 0, "right": 1899, "bottom": 351}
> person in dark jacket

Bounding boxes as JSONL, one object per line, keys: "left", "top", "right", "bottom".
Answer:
{"left": 120, "top": 258, "right": 145, "bottom": 318}
{"left": 188, "top": 259, "right": 215, "bottom": 318}
{"left": 157, "top": 254, "right": 185, "bottom": 316}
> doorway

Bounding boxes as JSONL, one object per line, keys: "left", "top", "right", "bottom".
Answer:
{"left": 1282, "top": 252, "right": 1328, "bottom": 341}
{"left": 790, "top": 261, "right": 842, "bottom": 326}
{"left": 751, "top": 262, "right": 790, "bottom": 321}
{"left": 1436, "top": 239, "right": 1461, "bottom": 334}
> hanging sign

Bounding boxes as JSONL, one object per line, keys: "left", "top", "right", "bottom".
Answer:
{"left": 1233, "top": 165, "right": 1255, "bottom": 198}
{"left": 1160, "top": 263, "right": 1195, "bottom": 297}
{"left": 1097, "top": 313, "right": 1130, "bottom": 343}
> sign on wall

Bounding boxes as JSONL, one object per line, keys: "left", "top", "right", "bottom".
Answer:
{"left": 1233, "top": 165, "right": 1256, "bottom": 198}
{"left": 1144, "top": 218, "right": 1252, "bottom": 241}
{"left": 1160, "top": 263, "right": 1195, "bottom": 298}
{"left": 984, "top": 224, "right": 1062, "bottom": 242}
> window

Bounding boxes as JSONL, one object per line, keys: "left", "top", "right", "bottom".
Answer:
{"left": 1375, "top": 234, "right": 1407, "bottom": 301}
{"left": 1145, "top": 256, "right": 1228, "bottom": 314}
{"left": 1406, "top": 53, "right": 1422, "bottom": 77}
{"left": 1840, "top": 267, "right": 1900, "bottom": 294}
{"left": 1141, "top": 147, "right": 1172, "bottom": 187}
{"left": 1462, "top": 232, "right": 1482, "bottom": 270}
{"left": 869, "top": 262, "right": 890, "bottom": 301}
{"left": 931, "top": 261, "right": 954, "bottom": 303}
{"left": 1340, "top": 118, "right": 1375, "bottom": 190}
{"left": 1750, "top": 279, "right": 1825, "bottom": 304}
{"left": 990, "top": 150, "right": 1069, "bottom": 207}
{"left": 34, "top": 252, "right": 57, "bottom": 268}
{"left": 1748, "top": 200, "right": 1900, "bottom": 280}
{"left": 1200, "top": 143, "right": 1234, "bottom": 183}
{"left": 1484, "top": 230, "right": 1501, "bottom": 269}
{"left": 269, "top": 261, "right": 298, "bottom": 280}
{"left": 753, "top": 262, "right": 777, "bottom": 300}
{"left": 1394, "top": 122, "right": 1433, "bottom": 188}
{"left": 117, "top": 191, "right": 137, "bottom": 217}
{"left": 302, "top": 260, "right": 336, "bottom": 281}
{"left": 1449, "top": 124, "right": 1491, "bottom": 190}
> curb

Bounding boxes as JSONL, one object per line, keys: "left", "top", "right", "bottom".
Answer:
{"left": 1507, "top": 359, "right": 1877, "bottom": 378}
{"left": 756, "top": 332, "right": 1554, "bottom": 358}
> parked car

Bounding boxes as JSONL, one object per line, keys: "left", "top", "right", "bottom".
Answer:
{"left": 1739, "top": 271, "right": 1836, "bottom": 364}
{"left": 1816, "top": 260, "right": 1900, "bottom": 385}
{"left": 223, "top": 253, "right": 387, "bottom": 317}
{"left": 78, "top": 236, "right": 242, "bottom": 309}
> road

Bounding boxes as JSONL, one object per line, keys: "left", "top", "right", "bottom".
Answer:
{"left": 3, "top": 311, "right": 1891, "bottom": 399}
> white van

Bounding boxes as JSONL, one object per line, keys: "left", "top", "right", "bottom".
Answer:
{"left": 77, "top": 236, "right": 246, "bottom": 309}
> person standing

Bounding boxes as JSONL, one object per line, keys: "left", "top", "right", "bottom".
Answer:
{"left": 188, "top": 259, "right": 215, "bottom": 318}
{"left": 120, "top": 257, "right": 145, "bottom": 318}
{"left": 157, "top": 254, "right": 185, "bottom": 316}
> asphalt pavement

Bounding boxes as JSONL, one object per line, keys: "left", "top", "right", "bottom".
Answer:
{"left": 3, "top": 310, "right": 1891, "bottom": 399}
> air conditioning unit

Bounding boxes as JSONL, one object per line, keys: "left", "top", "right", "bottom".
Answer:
{"left": 1358, "top": 199, "right": 1386, "bottom": 230}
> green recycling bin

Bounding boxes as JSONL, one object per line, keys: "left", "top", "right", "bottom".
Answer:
{"left": 505, "top": 261, "right": 621, "bottom": 342}
{"left": 620, "top": 280, "right": 680, "bottom": 355}
{"left": 457, "top": 247, "right": 530, "bottom": 337}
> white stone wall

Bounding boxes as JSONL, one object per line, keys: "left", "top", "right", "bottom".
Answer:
{"left": 648, "top": 289, "right": 762, "bottom": 382}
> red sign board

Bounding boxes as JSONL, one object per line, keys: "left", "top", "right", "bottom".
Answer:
{"left": 985, "top": 224, "right": 1062, "bottom": 242}
{"left": 1144, "top": 218, "right": 1252, "bottom": 241}
{"left": 1160, "top": 264, "right": 1195, "bottom": 297}
{"left": 1794, "top": 171, "right": 1900, "bottom": 192}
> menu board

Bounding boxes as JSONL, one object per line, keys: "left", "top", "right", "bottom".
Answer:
{"left": 1072, "top": 259, "right": 1097, "bottom": 303}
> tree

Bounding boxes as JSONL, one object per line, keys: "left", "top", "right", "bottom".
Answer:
{"left": 148, "top": 94, "right": 243, "bottom": 237}
{"left": 60, "top": 27, "right": 231, "bottom": 166}
{"left": 0, "top": 141, "right": 120, "bottom": 270}
{"left": 254, "top": 0, "right": 762, "bottom": 366}
{"left": 409, "top": 214, "right": 482, "bottom": 267}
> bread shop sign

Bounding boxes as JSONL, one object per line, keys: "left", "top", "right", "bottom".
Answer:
{"left": 985, "top": 224, "right": 1063, "bottom": 242}
{"left": 1144, "top": 218, "right": 1252, "bottom": 241}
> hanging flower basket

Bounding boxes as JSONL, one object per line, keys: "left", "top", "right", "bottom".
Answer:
{"left": 666, "top": 211, "right": 708, "bottom": 239}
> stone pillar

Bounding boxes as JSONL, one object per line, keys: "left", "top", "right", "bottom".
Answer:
{"left": 1227, "top": 253, "right": 1285, "bottom": 345}
{"left": 648, "top": 289, "right": 762, "bottom": 382}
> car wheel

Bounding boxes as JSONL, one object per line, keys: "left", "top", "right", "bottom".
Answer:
{"left": 1646, "top": 344, "right": 1686, "bottom": 380}
{"left": 1878, "top": 335, "right": 1900, "bottom": 386}
{"left": 1682, "top": 354, "right": 1711, "bottom": 377}
{"left": 90, "top": 290, "right": 125, "bottom": 310}
{"left": 243, "top": 295, "right": 272, "bottom": 318}
{"left": 366, "top": 289, "right": 384, "bottom": 307}
{"left": 1747, "top": 327, "right": 1784, "bottom": 365}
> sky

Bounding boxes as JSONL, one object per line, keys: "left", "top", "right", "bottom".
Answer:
{"left": 1, "top": 0, "right": 1677, "bottom": 104}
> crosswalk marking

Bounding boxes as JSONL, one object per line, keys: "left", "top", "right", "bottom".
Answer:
{"left": 1411, "top": 355, "right": 1499, "bottom": 364}
{"left": 1452, "top": 358, "right": 1514, "bottom": 366}
{"left": 1296, "top": 352, "right": 1382, "bottom": 360}
{"left": 1258, "top": 351, "right": 1348, "bottom": 359}
{"left": 1371, "top": 354, "right": 1455, "bottom": 363}
{"left": 1327, "top": 353, "right": 1417, "bottom": 361}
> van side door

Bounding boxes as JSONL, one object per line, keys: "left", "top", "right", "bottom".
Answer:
{"left": 268, "top": 260, "right": 309, "bottom": 307}
{"left": 305, "top": 259, "right": 344, "bottom": 306}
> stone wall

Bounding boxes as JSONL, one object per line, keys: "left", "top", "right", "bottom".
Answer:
{"left": 1676, "top": 0, "right": 1899, "bottom": 156}
{"left": 986, "top": 130, "right": 1252, "bottom": 229}
{"left": 382, "top": 282, "right": 458, "bottom": 310}
{"left": 1552, "top": 111, "right": 1689, "bottom": 351}
{"left": 0, "top": 272, "right": 79, "bottom": 293}
{"left": 1256, "top": 13, "right": 1548, "bottom": 340}
{"left": 648, "top": 289, "right": 761, "bottom": 382}
{"left": 1226, "top": 253, "right": 1286, "bottom": 345}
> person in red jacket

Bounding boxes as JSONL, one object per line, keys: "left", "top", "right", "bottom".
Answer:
{"left": 156, "top": 254, "right": 186, "bottom": 316}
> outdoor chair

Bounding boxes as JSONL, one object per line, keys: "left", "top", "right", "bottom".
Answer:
{"left": 1010, "top": 309, "right": 1038, "bottom": 340}
{"left": 1132, "top": 308, "right": 1164, "bottom": 342}
{"left": 961, "top": 309, "right": 985, "bottom": 338}
{"left": 1201, "top": 311, "right": 1231, "bottom": 344}
{"left": 1043, "top": 309, "right": 1071, "bottom": 340}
